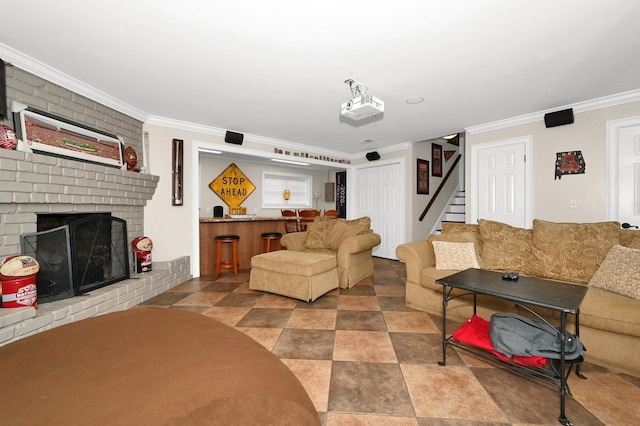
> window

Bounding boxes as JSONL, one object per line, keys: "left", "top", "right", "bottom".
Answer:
{"left": 262, "top": 171, "right": 312, "bottom": 208}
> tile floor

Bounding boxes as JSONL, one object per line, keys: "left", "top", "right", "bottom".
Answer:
{"left": 141, "top": 258, "right": 640, "bottom": 425}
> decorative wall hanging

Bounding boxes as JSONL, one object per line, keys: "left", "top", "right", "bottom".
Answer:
{"left": 336, "top": 171, "right": 347, "bottom": 218}
{"left": 13, "top": 106, "right": 124, "bottom": 167}
{"left": 417, "top": 158, "right": 430, "bottom": 194}
{"left": 431, "top": 143, "right": 442, "bottom": 177}
{"left": 555, "top": 150, "right": 586, "bottom": 180}
{"left": 209, "top": 163, "right": 256, "bottom": 209}
{"left": 446, "top": 134, "right": 459, "bottom": 146}
{"left": 444, "top": 150, "right": 456, "bottom": 162}
{"left": 172, "top": 139, "right": 183, "bottom": 205}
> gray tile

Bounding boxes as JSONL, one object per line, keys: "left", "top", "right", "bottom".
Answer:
{"left": 214, "top": 292, "right": 263, "bottom": 307}
{"left": 140, "top": 292, "right": 191, "bottom": 306}
{"left": 378, "top": 296, "right": 411, "bottom": 311}
{"left": 336, "top": 310, "right": 387, "bottom": 331}
{"left": 339, "top": 285, "right": 376, "bottom": 296}
{"left": 235, "top": 308, "right": 293, "bottom": 328}
{"left": 295, "top": 295, "right": 338, "bottom": 310}
{"left": 472, "top": 366, "right": 604, "bottom": 425}
{"left": 391, "top": 332, "right": 464, "bottom": 365}
{"left": 329, "top": 361, "right": 415, "bottom": 416}
{"left": 272, "top": 329, "right": 335, "bottom": 360}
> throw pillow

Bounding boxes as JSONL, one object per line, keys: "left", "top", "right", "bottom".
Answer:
{"left": 589, "top": 245, "right": 640, "bottom": 300}
{"left": 303, "top": 217, "right": 334, "bottom": 249}
{"left": 529, "top": 219, "right": 620, "bottom": 284}
{"left": 324, "top": 220, "right": 366, "bottom": 250}
{"left": 432, "top": 241, "right": 481, "bottom": 270}
{"left": 478, "top": 219, "right": 532, "bottom": 273}
{"left": 428, "top": 232, "right": 483, "bottom": 268}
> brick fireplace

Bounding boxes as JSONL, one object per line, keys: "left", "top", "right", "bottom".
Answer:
{"left": 0, "top": 148, "right": 191, "bottom": 345}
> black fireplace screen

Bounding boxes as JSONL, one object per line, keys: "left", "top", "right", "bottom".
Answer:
{"left": 20, "top": 214, "right": 130, "bottom": 303}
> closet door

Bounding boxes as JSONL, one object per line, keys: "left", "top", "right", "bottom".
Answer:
{"left": 356, "top": 161, "right": 404, "bottom": 259}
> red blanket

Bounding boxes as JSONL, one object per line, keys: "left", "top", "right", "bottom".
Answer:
{"left": 452, "top": 314, "right": 548, "bottom": 368}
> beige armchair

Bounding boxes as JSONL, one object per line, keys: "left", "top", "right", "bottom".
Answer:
{"left": 280, "top": 219, "right": 381, "bottom": 289}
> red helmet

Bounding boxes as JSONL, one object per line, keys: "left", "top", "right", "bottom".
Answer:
{"left": 132, "top": 236, "right": 153, "bottom": 253}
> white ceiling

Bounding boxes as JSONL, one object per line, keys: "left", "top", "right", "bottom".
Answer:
{"left": 2, "top": 1, "right": 640, "bottom": 155}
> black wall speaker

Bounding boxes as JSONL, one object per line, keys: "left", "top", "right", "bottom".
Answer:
{"left": 224, "top": 131, "right": 244, "bottom": 145}
{"left": 366, "top": 151, "right": 380, "bottom": 161}
{"left": 544, "top": 108, "right": 574, "bottom": 128}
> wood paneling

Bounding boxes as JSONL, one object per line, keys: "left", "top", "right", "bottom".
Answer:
{"left": 199, "top": 218, "right": 295, "bottom": 276}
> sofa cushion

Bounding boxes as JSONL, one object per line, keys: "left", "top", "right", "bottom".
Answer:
{"left": 589, "top": 244, "right": 640, "bottom": 300}
{"left": 303, "top": 216, "right": 371, "bottom": 250}
{"left": 432, "top": 241, "right": 480, "bottom": 270}
{"left": 580, "top": 287, "right": 640, "bottom": 338}
{"left": 620, "top": 229, "right": 640, "bottom": 249}
{"left": 529, "top": 219, "right": 620, "bottom": 284}
{"left": 441, "top": 222, "right": 481, "bottom": 241}
{"left": 478, "top": 219, "right": 533, "bottom": 273}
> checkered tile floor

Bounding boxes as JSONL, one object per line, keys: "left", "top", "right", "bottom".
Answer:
{"left": 141, "top": 258, "right": 640, "bottom": 425}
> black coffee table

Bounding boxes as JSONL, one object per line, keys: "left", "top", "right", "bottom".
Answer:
{"left": 436, "top": 268, "right": 588, "bottom": 426}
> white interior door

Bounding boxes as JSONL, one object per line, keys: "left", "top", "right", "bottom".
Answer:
{"left": 606, "top": 117, "right": 640, "bottom": 225}
{"left": 471, "top": 136, "right": 532, "bottom": 228}
{"left": 355, "top": 161, "right": 403, "bottom": 259}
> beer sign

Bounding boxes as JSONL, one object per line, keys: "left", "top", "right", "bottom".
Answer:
{"left": 209, "top": 163, "right": 255, "bottom": 208}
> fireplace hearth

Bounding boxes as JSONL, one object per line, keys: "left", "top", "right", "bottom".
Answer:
{"left": 20, "top": 213, "right": 130, "bottom": 303}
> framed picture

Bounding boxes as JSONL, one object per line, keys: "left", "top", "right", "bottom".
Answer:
{"left": 432, "top": 143, "right": 442, "bottom": 177}
{"left": 417, "top": 158, "right": 429, "bottom": 194}
{"left": 13, "top": 106, "right": 124, "bottom": 167}
{"left": 172, "top": 139, "right": 184, "bottom": 205}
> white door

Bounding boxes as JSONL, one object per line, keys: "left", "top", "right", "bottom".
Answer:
{"left": 616, "top": 123, "right": 640, "bottom": 226}
{"left": 356, "top": 161, "right": 403, "bottom": 259}
{"left": 472, "top": 137, "right": 532, "bottom": 228}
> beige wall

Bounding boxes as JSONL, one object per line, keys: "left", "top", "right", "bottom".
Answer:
{"left": 465, "top": 100, "right": 640, "bottom": 224}
{"left": 143, "top": 123, "right": 346, "bottom": 272}
{"left": 199, "top": 156, "right": 338, "bottom": 217}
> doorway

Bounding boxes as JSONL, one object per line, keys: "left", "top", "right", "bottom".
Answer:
{"left": 470, "top": 136, "right": 533, "bottom": 228}
{"left": 606, "top": 116, "right": 640, "bottom": 226}
{"left": 355, "top": 159, "right": 405, "bottom": 259}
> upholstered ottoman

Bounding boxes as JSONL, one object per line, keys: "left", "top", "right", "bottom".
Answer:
{"left": 250, "top": 250, "right": 338, "bottom": 302}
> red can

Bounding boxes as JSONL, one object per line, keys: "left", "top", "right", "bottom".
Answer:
{"left": 1, "top": 275, "right": 38, "bottom": 308}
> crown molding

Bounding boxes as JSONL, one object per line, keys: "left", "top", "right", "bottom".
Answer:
{"left": 0, "top": 42, "right": 148, "bottom": 122}
{"left": 465, "top": 88, "right": 640, "bottom": 135}
{"left": 146, "top": 114, "right": 411, "bottom": 160}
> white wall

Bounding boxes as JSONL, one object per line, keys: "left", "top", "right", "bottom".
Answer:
{"left": 465, "top": 100, "right": 640, "bottom": 223}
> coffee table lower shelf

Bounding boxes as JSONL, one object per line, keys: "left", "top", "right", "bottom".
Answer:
{"left": 442, "top": 338, "right": 582, "bottom": 388}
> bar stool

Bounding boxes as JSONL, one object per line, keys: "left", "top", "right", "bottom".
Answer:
{"left": 214, "top": 235, "right": 239, "bottom": 278}
{"left": 260, "top": 232, "right": 282, "bottom": 253}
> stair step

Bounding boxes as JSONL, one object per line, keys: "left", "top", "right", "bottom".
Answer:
{"left": 445, "top": 212, "right": 465, "bottom": 221}
{"left": 448, "top": 204, "right": 465, "bottom": 213}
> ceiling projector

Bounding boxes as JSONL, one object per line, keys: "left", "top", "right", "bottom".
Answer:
{"left": 341, "top": 93, "right": 384, "bottom": 121}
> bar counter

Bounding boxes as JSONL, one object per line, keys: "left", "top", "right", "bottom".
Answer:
{"left": 199, "top": 216, "right": 297, "bottom": 276}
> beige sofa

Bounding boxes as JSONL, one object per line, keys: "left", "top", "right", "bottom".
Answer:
{"left": 280, "top": 216, "right": 381, "bottom": 289}
{"left": 396, "top": 219, "right": 640, "bottom": 378}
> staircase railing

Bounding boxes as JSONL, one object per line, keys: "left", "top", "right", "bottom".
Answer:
{"left": 419, "top": 154, "right": 462, "bottom": 221}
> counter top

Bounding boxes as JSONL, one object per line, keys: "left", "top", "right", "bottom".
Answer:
{"left": 200, "top": 216, "right": 297, "bottom": 223}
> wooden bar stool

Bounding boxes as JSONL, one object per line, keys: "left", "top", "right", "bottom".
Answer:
{"left": 214, "top": 235, "right": 240, "bottom": 278}
{"left": 260, "top": 232, "right": 282, "bottom": 253}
